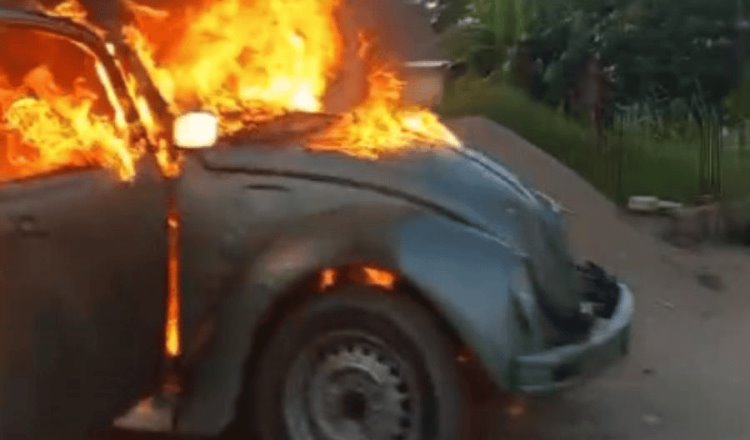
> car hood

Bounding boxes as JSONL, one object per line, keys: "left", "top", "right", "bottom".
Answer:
{"left": 200, "top": 142, "right": 584, "bottom": 319}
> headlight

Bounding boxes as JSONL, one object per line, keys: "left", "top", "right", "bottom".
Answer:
{"left": 173, "top": 111, "right": 219, "bottom": 149}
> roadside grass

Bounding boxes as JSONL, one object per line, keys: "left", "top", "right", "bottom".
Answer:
{"left": 441, "top": 77, "right": 750, "bottom": 206}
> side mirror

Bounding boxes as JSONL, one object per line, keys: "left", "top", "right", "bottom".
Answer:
{"left": 173, "top": 111, "right": 219, "bottom": 149}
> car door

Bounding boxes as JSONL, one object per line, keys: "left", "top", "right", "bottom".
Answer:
{"left": 0, "top": 19, "right": 169, "bottom": 438}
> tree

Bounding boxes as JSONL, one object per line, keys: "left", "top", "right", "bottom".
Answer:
{"left": 437, "top": 0, "right": 744, "bottom": 124}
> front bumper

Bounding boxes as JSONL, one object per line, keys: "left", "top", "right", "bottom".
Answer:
{"left": 512, "top": 283, "right": 634, "bottom": 393}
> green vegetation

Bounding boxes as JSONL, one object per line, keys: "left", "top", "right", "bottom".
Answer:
{"left": 441, "top": 76, "right": 750, "bottom": 204}
{"left": 424, "top": 0, "right": 750, "bottom": 214}
{"left": 431, "top": 0, "right": 743, "bottom": 112}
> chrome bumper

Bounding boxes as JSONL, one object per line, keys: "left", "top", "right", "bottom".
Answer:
{"left": 512, "top": 283, "right": 634, "bottom": 393}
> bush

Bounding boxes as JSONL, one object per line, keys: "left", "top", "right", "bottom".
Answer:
{"left": 440, "top": 76, "right": 750, "bottom": 204}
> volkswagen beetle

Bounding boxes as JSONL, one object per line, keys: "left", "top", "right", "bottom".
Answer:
{"left": 0, "top": 7, "right": 633, "bottom": 440}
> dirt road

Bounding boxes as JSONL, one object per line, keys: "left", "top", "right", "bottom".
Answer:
{"left": 97, "top": 118, "right": 750, "bottom": 440}
{"left": 452, "top": 117, "right": 750, "bottom": 440}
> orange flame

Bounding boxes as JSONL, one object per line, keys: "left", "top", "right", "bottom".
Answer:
{"left": 310, "top": 36, "right": 461, "bottom": 158}
{"left": 166, "top": 208, "right": 181, "bottom": 358}
{"left": 0, "top": 12, "right": 142, "bottom": 182}
{"left": 124, "top": 0, "right": 344, "bottom": 135}
{"left": 320, "top": 268, "right": 337, "bottom": 291}
{"left": 318, "top": 266, "right": 395, "bottom": 292}
{"left": 50, "top": 0, "right": 88, "bottom": 24}
{"left": 7, "top": 0, "right": 459, "bottom": 182}
{"left": 124, "top": 0, "right": 460, "bottom": 156}
{"left": 363, "top": 266, "right": 396, "bottom": 290}
{"left": 0, "top": 58, "right": 139, "bottom": 181}
{"left": 50, "top": 0, "right": 108, "bottom": 37}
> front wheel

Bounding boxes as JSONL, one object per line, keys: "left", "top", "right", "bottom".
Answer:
{"left": 248, "top": 287, "right": 468, "bottom": 440}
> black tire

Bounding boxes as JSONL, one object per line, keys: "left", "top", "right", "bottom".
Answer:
{"left": 247, "top": 286, "right": 468, "bottom": 440}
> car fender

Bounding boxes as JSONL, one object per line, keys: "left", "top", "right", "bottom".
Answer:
{"left": 177, "top": 207, "right": 538, "bottom": 435}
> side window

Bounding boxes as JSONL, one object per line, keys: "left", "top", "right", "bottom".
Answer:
{"left": 0, "top": 26, "right": 131, "bottom": 182}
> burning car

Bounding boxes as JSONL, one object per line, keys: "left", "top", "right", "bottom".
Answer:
{"left": 0, "top": 2, "right": 633, "bottom": 439}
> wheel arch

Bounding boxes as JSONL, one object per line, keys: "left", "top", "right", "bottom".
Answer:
{"left": 244, "top": 264, "right": 468, "bottom": 388}
{"left": 176, "top": 215, "right": 533, "bottom": 436}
